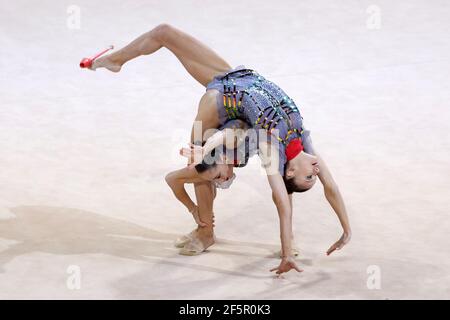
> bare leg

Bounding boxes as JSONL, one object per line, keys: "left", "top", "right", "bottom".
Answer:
{"left": 92, "top": 23, "right": 232, "bottom": 87}
{"left": 186, "top": 92, "right": 221, "bottom": 249}
{"left": 94, "top": 24, "right": 228, "bottom": 250}
{"left": 193, "top": 181, "right": 216, "bottom": 246}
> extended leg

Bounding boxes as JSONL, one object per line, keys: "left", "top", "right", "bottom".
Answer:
{"left": 93, "top": 23, "right": 232, "bottom": 87}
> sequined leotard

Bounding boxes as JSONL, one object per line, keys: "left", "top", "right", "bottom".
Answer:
{"left": 206, "top": 65, "right": 314, "bottom": 175}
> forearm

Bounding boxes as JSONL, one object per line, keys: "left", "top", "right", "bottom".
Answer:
{"left": 325, "top": 186, "right": 351, "bottom": 233}
{"left": 203, "top": 131, "right": 225, "bottom": 155}
{"left": 273, "top": 194, "right": 293, "bottom": 257}
{"left": 204, "top": 128, "right": 247, "bottom": 154}
{"left": 166, "top": 178, "right": 196, "bottom": 211}
{"left": 279, "top": 209, "right": 293, "bottom": 257}
{"left": 267, "top": 172, "right": 293, "bottom": 257}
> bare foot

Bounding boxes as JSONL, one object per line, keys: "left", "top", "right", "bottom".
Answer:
{"left": 90, "top": 55, "right": 122, "bottom": 72}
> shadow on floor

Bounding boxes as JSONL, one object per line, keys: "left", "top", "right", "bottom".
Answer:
{"left": 0, "top": 205, "right": 295, "bottom": 278}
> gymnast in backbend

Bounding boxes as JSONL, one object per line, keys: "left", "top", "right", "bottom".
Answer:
{"left": 84, "top": 23, "right": 351, "bottom": 275}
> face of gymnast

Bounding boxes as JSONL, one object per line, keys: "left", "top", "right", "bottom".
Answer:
{"left": 284, "top": 151, "right": 320, "bottom": 193}
{"left": 195, "top": 159, "right": 235, "bottom": 185}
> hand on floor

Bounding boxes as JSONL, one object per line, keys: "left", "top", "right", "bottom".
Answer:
{"left": 326, "top": 232, "right": 351, "bottom": 256}
{"left": 270, "top": 256, "right": 303, "bottom": 276}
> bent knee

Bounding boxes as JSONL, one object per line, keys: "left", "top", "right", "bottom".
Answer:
{"left": 165, "top": 172, "right": 174, "bottom": 185}
{"left": 153, "top": 23, "right": 174, "bottom": 43}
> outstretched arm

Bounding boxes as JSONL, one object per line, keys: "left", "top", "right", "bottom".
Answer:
{"left": 316, "top": 152, "right": 352, "bottom": 255}
{"left": 259, "top": 141, "right": 303, "bottom": 275}
{"left": 267, "top": 173, "right": 303, "bottom": 275}
{"left": 165, "top": 167, "right": 208, "bottom": 226}
{"left": 268, "top": 173, "right": 293, "bottom": 256}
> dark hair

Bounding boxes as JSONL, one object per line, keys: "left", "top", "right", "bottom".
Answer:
{"left": 194, "top": 148, "right": 218, "bottom": 173}
{"left": 283, "top": 175, "right": 312, "bottom": 194}
{"left": 195, "top": 161, "right": 217, "bottom": 173}
{"left": 194, "top": 140, "right": 251, "bottom": 173}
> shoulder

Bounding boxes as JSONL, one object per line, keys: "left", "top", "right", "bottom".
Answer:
{"left": 302, "top": 130, "right": 315, "bottom": 155}
{"left": 258, "top": 139, "right": 282, "bottom": 176}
